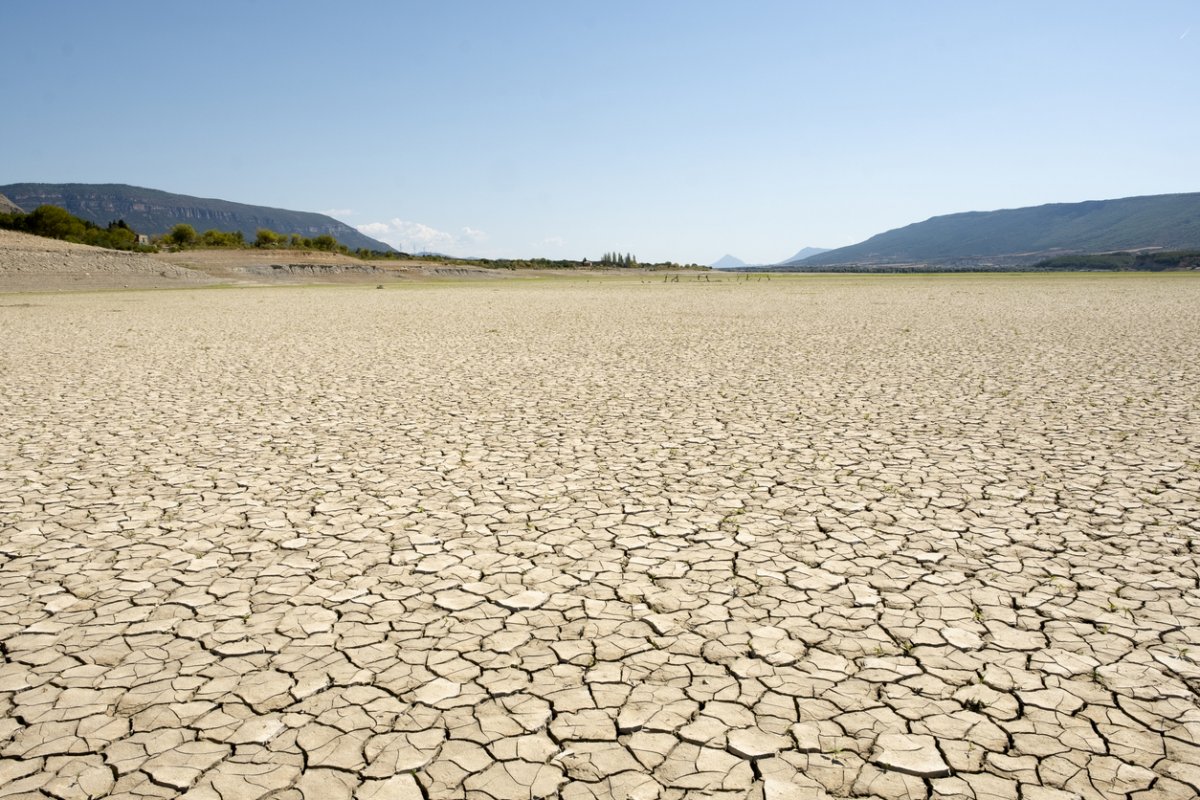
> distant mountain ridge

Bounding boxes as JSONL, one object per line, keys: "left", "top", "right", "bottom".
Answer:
{"left": 710, "top": 254, "right": 747, "bottom": 269}
{"left": 799, "top": 192, "right": 1200, "bottom": 267}
{"left": 781, "top": 246, "right": 829, "bottom": 263}
{"left": 0, "top": 183, "right": 394, "bottom": 252}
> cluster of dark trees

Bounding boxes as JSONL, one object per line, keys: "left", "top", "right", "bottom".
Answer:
{"left": 1032, "top": 250, "right": 1200, "bottom": 271}
{"left": 0, "top": 205, "right": 152, "bottom": 251}
{"left": 600, "top": 251, "right": 638, "bottom": 266}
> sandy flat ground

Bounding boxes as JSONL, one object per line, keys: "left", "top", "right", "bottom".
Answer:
{"left": 1, "top": 275, "right": 1198, "bottom": 800}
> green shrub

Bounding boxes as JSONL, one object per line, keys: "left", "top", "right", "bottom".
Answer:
{"left": 200, "top": 228, "right": 245, "bottom": 247}
{"left": 255, "top": 228, "right": 285, "bottom": 247}
{"left": 166, "top": 223, "right": 198, "bottom": 247}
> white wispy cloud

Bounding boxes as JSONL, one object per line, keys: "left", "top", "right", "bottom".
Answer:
{"left": 533, "top": 236, "right": 565, "bottom": 249}
{"left": 320, "top": 208, "right": 355, "bottom": 218}
{"left": 355, "top": 218, "right": 487, "bottom": 254}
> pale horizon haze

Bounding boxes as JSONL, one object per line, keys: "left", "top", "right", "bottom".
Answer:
{"left": 3, "top": 1, "right": 1198, "bottom": 263}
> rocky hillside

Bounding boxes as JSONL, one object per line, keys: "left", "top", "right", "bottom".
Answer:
{"left": 802, "top": 192, "right": 1200, "bottom": 268}
{"left": 0, "top": 183, "right": 393, "bottom": 252}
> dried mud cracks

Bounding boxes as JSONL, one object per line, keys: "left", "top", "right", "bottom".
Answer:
{"left": 1, "top": 277, "right": 1198, "bottom": 800}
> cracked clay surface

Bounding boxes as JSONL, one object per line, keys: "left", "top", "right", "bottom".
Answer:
{"left": 1, "top": 275, "right": 1198, "bottom": 800}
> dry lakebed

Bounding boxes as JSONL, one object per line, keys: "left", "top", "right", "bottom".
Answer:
{"left": 1, "top": 274, "right": 1198, "bottom": 800}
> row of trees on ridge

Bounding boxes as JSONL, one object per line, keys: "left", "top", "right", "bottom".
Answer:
{"left": 0, "top": 205, "right": 150, "bottom": 251}
{"left": 0, "top": 204, "right": 357, "bottom": 254}
{"left": 165, "top": 223, "right": 348, "bottom": 253}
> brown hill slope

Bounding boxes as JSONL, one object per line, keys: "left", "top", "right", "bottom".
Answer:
{"left": 0, "top": 232, "right": 504, "bottom": 292}
{"left": 0, "top": 230, "right": 216, "bottom": 292}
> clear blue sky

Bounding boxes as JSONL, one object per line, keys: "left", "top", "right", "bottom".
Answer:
{"left": 3, "top": 1, "right": 1197, "bottom": 263}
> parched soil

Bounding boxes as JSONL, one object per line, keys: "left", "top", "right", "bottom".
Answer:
{"left": 1, "top": 276, "right": 1198, "bottom": 799}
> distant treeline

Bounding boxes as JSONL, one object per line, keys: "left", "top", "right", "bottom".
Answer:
{"left": 0, "top": 205, "right": 153, "bottom": 251}
{"left": 389, "top": 254, "right": 700, "bottom": 271}
{"left": 1032, "top": 250, "right": 1200, "bottom": 271}
{"left": 2, "top": 204, "right": 705, "bottom": 269}
{"left": 158, "top": 226, "right": 691, "bottom": 268}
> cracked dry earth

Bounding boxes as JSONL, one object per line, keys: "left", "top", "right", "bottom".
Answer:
{"left": 1, "top": 275, "right": 1199, "bottom": 800}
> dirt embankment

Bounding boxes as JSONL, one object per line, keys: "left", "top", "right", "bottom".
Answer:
{"left": 0, "top": 230, "right": 218, "bottom": 292}
{"left": 0, "top": 234, "right": 512, "bottom": 292}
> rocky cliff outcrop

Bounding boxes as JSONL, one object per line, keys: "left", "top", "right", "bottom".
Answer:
{"left": 0, "top": 193, "right": 24, "bottom": 215}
